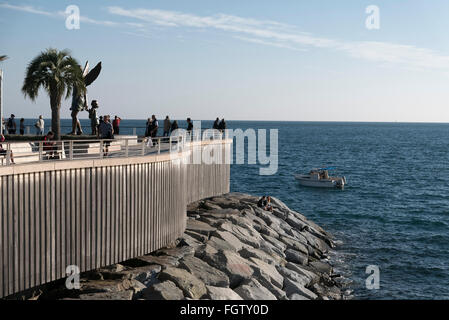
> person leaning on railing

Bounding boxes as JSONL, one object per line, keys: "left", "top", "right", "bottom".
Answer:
{"left": 0, "top": 134, "right": 15, "bottom": 164}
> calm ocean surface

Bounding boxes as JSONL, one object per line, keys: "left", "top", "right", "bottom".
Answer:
{"left": 19, "top": 118, "right": 449, "bottom": 299}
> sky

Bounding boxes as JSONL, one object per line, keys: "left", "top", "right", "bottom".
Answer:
{"left": 1, "top": 0, "right": 449, "bottom": 122}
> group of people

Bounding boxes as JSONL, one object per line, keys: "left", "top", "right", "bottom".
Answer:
{"left": 145, "top": 116, "right": 192, "bottom": 138}
{"left": 257, "top": 195, "right": 274, "bottom": 212}
{"left": 213, "top": 118, "right": 227, "bottom": 131}
{"left": 1, "top": 114, "right": 45, "bottom": 136}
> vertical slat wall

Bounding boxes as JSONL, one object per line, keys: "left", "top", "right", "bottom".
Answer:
{"left": 0, "top": 141, "right": 231, "bottom": 298}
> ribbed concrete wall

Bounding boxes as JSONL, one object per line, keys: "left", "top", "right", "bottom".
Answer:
{"left": 0, "top": 140, "right": 231, "bottom": 298}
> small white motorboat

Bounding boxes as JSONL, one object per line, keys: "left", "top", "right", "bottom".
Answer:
{"left": 295, "top": 167, "right": 346, "bottom": 189}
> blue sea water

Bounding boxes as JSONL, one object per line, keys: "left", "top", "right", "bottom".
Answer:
{"left": 226, "top": 121, "right": 449, "bottom": 300}
{"left": 13, "top": 118, "right": 449, "bottom": 299}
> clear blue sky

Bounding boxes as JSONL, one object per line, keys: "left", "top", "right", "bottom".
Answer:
{"left": 1, "top": 0, "right": 449, "bottom": 122}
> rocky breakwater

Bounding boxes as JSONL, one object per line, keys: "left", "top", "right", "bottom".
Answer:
{"left": 29, "top": 193, "right": 345, "bottom": 300}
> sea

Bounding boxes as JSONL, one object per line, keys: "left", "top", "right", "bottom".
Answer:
{"left": 16, "top": 118, "right": 449, "bottom": 299}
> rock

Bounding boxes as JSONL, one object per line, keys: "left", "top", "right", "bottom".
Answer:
{"left": 98, "top": 264, "right": 125, "bottom": 273}
{"left": 239, "top": 247, "right": 279, "bottom": 265}
{"left": 141, "top": 280, "right": 184, "bottom": 300}
{"left": 185, "top": 230, "right": 208, "bottom": 242}
{"left": 286, "top": 215, "right": 308, "bottom": 231}
{"left": 220, "top": 222, "right": 263, "bottom": 248}
{"left": 155, "top": 246, "right": 195, "bottom": 259}
{"left": 212, "top": 230, "right": 246, "bottom": 251}
{"left": 285, "top": 262, "right": 319, "bottom": 284}
{"left": 277, "top": 266, "right": 310, "bottom": 287}
{"left": 158, "top": 267, "right": 207, "bottom": 299}
{"left": 179, "top": 233, "right": 203, "bottom": 248}
{"left": 248, "top": 257, "right": 284, "bottom": 289}
{"left": 283, "top": 277, "right": 318, "bottom": 300}
{"left": 120, "top": 265, "right": 161, "bottom": 286}
{"left": 186, "top": 219, "right": 216, "bottom": 236}
{"left": 206, "top": 286, "right": 243, "bottom": 300}
{"left": 80, "top": 279, "right": 136, "bottom": 293}
{"left": 279, "top": 236, "right": 309, "bottom": 255}
{"left": 130, "top": 280, "right": 147, "bottom": 295}
{"left": 179, "top": 255, "right": 230, "bottom": 287}
{"left": 202, "top": 250, "right": 254, "bottom": 288}
{"left": 135, "top": 255, "right": 180, "bottom": 268}
{"left": 202, "top": 200, "right": 223, "bottom": 211}
{"left": 285, "top": 249, "right": 308, "bottom": 265}
{"left": 261, "top": 234, "right": 287, "bottom": 252}
{"left": 210, "top": 208, "right": 241, "bottom": 216}
{"left": 207, "top": 236, "right": 238, "bottom": 252}
{"left": 309, "top": 261, "right": 333, "bottom": 275}
{"left": 288, "top": 293, "right": 309, "bottom": 300}
{"left": 78, "top": 290, "right": 134, "bottom": 300}
{"left": 234, "top": 279, "right": 277, "bottom": 300}
{"left": 194, "top": 244, "right": 218, "bottom": 260}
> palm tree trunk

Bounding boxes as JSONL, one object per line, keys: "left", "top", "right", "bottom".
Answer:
{"left": 50, "top": 95, "right": 61, "bottom": 140}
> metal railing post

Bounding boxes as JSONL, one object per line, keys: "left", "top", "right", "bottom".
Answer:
{"left": 69, "top": 140, "right": 74, "bottom": 160}
{"left": 125, "top": 139, "right": 129, "bottom": 157}
{"left": 142, "top": 138, "right": 145, "bottom": 156}
{"left": 158, "top": 138, "right": 161, "bottom": 154}
{"left": 6, "top": 143, "right": 10, "bottom": 165}
{"left": 99, "top": 140, "right": 104, "bottom": 159}
{"left": 39, "top": 141, "right": 43, "bottom": 161}
{"left": 133, "top": 128, "right": 136, "bottom": 136}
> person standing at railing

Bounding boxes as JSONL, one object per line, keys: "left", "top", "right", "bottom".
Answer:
{"left": 171, "top": 120, "right": 179, "bottom": 132}
{"left": 150, "top": 115, "right": 159, "bottom": 138}
{"left": 213, "top": 117, "right": 220, "bottom": 130}
{"left": 113, "top": 115, "right": 121, "bottom": 135}
{"left": 163, "top": 116, "right": 171, "bottom": 136}
{"left": 20, "top": 118, "right": 25, "bottom": 135}
{"left": 218, "top": 118, "right": 227, "bottom": 132}
{"left": 34, "top": 115, "right": 44, "bottom": 135}
{"left": 98, "top": 115, "right": 114, "bottom": 157}
{"left": 186, "top": 118, "right": 193, "bottom": 133}
{"left": 145, "top": 117, "right": 152, "bottom": 137}
{"left": 88, "top": 100, "right": 99, "bottom": 136}
{"left": 0, "top": 134, "right": 15, "bottom": 164}
{"left": 6, "top": 114, "right": 16, "bottom": 134}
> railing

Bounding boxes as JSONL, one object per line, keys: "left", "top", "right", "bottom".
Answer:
{"left": 0, "top": 130, "right": 228, "bottom": 166}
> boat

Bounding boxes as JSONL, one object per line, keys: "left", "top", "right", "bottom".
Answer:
{"left": 295, "top": 167, "right": 346, "bottom": 189}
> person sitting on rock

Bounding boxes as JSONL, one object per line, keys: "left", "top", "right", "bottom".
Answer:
{"left": 257, "top": 196, "right": 266, "bottom": 208}
{"left": 266, "top": 196, "right": 273, "bottom": 212}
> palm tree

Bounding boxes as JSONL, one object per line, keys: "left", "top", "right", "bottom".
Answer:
{"left": 22, "top": 49, "right": 85, "bottom": 140}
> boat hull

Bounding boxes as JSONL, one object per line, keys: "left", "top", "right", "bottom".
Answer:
{"left": 295, "top": 174, "right": 345, "bottom": 188}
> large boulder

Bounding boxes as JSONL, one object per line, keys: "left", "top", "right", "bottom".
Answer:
{"left": 239, "top": 247, "right": 280, "bottom": 265}
{"left": 234, "top": 278, "right": 277, "bottom": 300}
{"left": 248, "top": 257, "right": 284, "bottom": 289}
{"left": 283, "top": 277, "right": 317, "bottom": 300}
{"left": 212, "top": 230, "right": 246, "bottom": 251}
{"left": 202, "top": 250, "right": 254, "bottom": 288}
{"left": 277, "top": 266, "right": 310, "bottom": 287}
{"left": 134, "top": 255, "right": 180, "bottom": 268}
{"left": 119, "top": 265, "right": 161, "bottom": 286}
{"left": 186, "top": 219, "right": 216, "bottom": 237}
{"left": 285, "top": 262, "right": 319, "bottom": 284}
{"left": 78, "top": 290, "right": 134, "bottom": 300}
{"left": 284, "top": 249, "right": 308, "bottom": 265}
{"left": 179, "top": 255, "right": 230, "bottom": 288}
{"left": 207, "top": 236, "right": 238, "bottom": 252}
{"left": 279, "top": 236, "right": 309, "bottom": 255}
{"left": 141, "top": 280, "right": 184, "bottom": 300}
{"left": 220, "top": 222, "right": 263, "bottom": 248}
{"left": 158, "top": 267, "right": 207, "bottom": 299}
{"left": 155, "top": 246, "right": 195, "bottom": 259}
{"left": 206, "top": 286, "right": 243, "bottom": 300}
